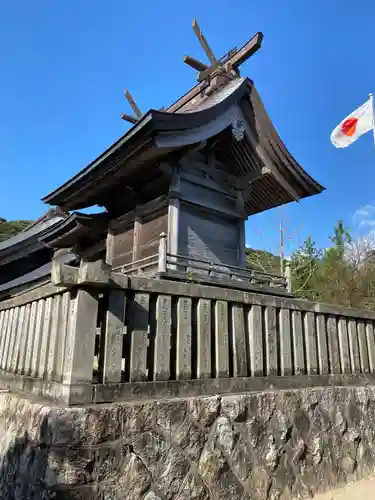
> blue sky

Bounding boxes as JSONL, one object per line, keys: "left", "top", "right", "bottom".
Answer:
{"left": 1, "top": 1, "right": 375, "bottom": 256}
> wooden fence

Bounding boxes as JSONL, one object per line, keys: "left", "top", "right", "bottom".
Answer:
{"left": 0, "top": 260, "right": 374, "bottom": 404}
{"left": 95, "top": 278, "right": 375, "bottom": 385}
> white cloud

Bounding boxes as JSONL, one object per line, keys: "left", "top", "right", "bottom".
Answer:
{"left": 353, "top": 204, "right": 375, "bottom": 234}
{"left": 350, "top": 204, "right": 375, "bottom": 258}
{"left": 360, "top": 219, "right": 375, "bottom": 227}
{"left": 353, "top": 204, "right": 375, "bottom": 221}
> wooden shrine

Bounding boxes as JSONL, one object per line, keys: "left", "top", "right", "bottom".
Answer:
{"left": 0, "top": 21, "right": 324, "bottom": 298}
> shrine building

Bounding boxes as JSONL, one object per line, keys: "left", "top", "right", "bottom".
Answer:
{"left": 0, "top": 22, "right": 324, "bottom": 299}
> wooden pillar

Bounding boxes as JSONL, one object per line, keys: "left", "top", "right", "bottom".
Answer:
{"left": 236, "top": 191, "right": 246, "bottom": 267}
{"left": 132, "top": 216, "right": 142, "bottom": 261}
{"left": 168, "top": 198, "right": 179, "bottom": 256}
{"left": 63, "top": 289, "right": 98, "bottom": 385}
{"left": 168, "top": 166, "right": 180, "bottom": 258}
{"left": 106, "top": 231, "right": 115, "bottom": 266}
{"left": 285, "top": 263, "right": 292, "bottom": 292}
{"left": 238, "top": 220, "right": 246, "bottom": 267}
{"left": 158, "top": 233, "right": 167, "bottom": 272}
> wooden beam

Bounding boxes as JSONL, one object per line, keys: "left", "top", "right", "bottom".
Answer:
{"left": 192, "top": 19, "right": 219, "bottom": 66}
{"left": 124, "top": 89, "right": 142, "bottom": 118}
{"left": 51, "top": 262, "right": 79, "bottom": 287}
{"left": 184, "top": 55, "right": 208, "bottom": 72}
{"left": 51, "top": 260, "right": 112, "bottom": 288}
{"left": 228, "top": 166, "right": 271, "bottom": 189}
{"left": 225, "top": 32, "right": 263, "bottom": 71}
{"left": 167, "top": 80, "right": 210, "bottom": 112}
{"left": 121, "top": 113, "right": 138, "bottom": 124}
{"left": 239, "top": 111, "right": 300, "bottom": 202}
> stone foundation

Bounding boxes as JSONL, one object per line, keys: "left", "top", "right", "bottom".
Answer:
{"left": 1, "top": 386, "right": 375, "bottom": 499}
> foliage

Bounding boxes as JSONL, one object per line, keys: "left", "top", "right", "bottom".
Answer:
{"left": 290, "top": 236, "right": 322, "bottom": 301}
{"left": 246, "top": 220, "right": 375, "bottom": 311}
{"left": 291, "top": 221, "right": 375, "bottom": 309}
{"left": 0, "top": 219, "right": 33, "bottom": 243}
{"left": 245, "top": 247, "right": 281, "bottom": 275}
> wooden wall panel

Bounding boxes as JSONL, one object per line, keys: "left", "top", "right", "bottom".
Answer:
{"left": 139, "top": 210, "right": 168, "bottom": 259}
{"left": 112, "top": 225, "right": 134, "bottom": 269}
{"left": 178, "top": 207, "right": 240, "bottom": 266}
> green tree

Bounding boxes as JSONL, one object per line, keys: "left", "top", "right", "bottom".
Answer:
{"left": 291, "top": 236, "right": 322, "bottom": 300}
{"left": 0, "top": 219, "right": 33, "bottom": 243}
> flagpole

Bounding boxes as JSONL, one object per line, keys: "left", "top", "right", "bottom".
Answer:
{"left": 369, "top": 93, "right": 375, "bottom": 146}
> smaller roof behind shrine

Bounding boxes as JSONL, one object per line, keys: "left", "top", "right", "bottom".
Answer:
{"left": 0, "top": 208, "right": 66, "bottom": 259}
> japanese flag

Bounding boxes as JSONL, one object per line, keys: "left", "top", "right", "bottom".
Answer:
{"left": 331, "top": 99, "right": 374, "bottom": 148}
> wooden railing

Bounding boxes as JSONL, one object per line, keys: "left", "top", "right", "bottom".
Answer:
{"left": 165, "top": 253, "right": 287, "bottom": 288}
{"left": 114, "top": 253, "right": 158, "bottom": 276}
{"left": 0, "top": 282, "right": 98, "bottom": 403}
{"left": 0, "top": 258, "right": 375, "bottom": 405}
{"left": 111, "top": 233, "right": 291, "bottom": 292}
{"left": 94, "top": 276, "right": 375, "bottom": 387}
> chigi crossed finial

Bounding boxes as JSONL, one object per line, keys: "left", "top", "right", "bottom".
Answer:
{"left": 184, "top": 19, "right": 263, "bottom": 82}
{"left": 121, "top": 20, "right": 264, "bottom": 124}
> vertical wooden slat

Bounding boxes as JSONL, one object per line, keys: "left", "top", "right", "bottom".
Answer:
{"left": 154, "top": 294, "right": 172, "bottom": 381}
{"left": 348, "top": 319, "right": 360, "bottom": 373}
{"left": 1, "top": 308, "right": 14, "bottom": 370}
{"left": 265, "top": 306, "right": 277, "bottom": 376}
{"left": 292, "top": 310, "right": 304, "bottom": 375}
{"left": 0, "top": 310, "right": 5, "bottom": 338}
{"left": 0, "top": 310, "right": 10, "bottom": 368}
{"left": 197, "top": 298, "right": 211, "bottom": 379}
{"left": 176, "top": 297, "right": 192, "bottom": 380}
{"left": 338, "top": 317, "right": 350, "bottom": 374}
{"left": 0, "top": 311, "right": 5, "bottom": 361}
{"left": 215, "top": 300, "right": 229, "bottom": 377}
{"left": 357, "top": 321, "right": 369, "bottom": 373}
{"left": 63, "top": 289, "right": 98, "bottom": 385}
{"left": 6, "top": 307, "right": 20, "bottom": 372}
{"left": 130, "top": 293, "right": 150, "bottom": 382}
{"left": 248, "top": 305, "right": 263, "bottom": 376}
{"left": 279, "top": 309, "right": 292, "bottom": 376}
{"left": 304, "top": 312, "right": 318, "bottom": 375}
{"left": 30, "top": 300, "right": 46, "bottom": 378}
{"left": 316, "top": 314, "right": 329, "bottom": 374}
{"left": 54, "top": 293, "right": 70, "bottom": 381}
{"left": 17, "top": 304, "right": 30, "bottom": 374}
{"left": 11, "top": 306, "right": 25, "bottom": 373}
{"left": 366, "top": 321, "right": 375, "bottom": 373}
{"left": 38, "top": 297, "right": 52, "bottom": 379}
{"left": 47, "top": 295, "right": 62, "bottom": 381}
{"left": 231, "top": 304, "right": 248, "bottom": 377}
{"left": 103, "top": 290, "right": 126, "bottom": 383}
{"left": 327, "top": 316, "right": 341, "bottom": 374}
{"left": 24, "top": 301, "right": 37, "bottom": 376}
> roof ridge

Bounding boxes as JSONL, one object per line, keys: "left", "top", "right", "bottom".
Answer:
{"left": 23, "top": 207, "right": 68, "bottom": 231}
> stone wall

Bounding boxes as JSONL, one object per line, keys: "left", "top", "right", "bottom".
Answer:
{"left": 1, "top": 386, "right": 375, "bottom": 499}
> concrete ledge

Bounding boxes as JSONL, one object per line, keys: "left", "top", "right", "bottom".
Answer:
{"left": 2, "top": 370, "right": 375, "bottom": 406}
{"left": 92, "top": 373, "right": 375, "bottom": 404}
{"left": 0, "top": 370, "right": 92, "bottom": 405}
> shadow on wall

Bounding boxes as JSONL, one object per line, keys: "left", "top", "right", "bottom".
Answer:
{"left": 0, "top": 414, "right": 78, "bottom": 500}
{"left": 0, "top": 420, "right": 52, "bottom": 499}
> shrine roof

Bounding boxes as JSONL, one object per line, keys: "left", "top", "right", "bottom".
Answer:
{"left": 39, "top": 211, "right": 110, "bottom": 249}
{"left": 0, "top": 209, "right": 66, "bottom": 258}
{"left": 42, "top": 74, "right": 324, "bottom": 215}
{"left": 0, "top": 252, "right": 76, "bottom": 299}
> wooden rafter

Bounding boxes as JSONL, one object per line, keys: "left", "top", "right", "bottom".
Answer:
{"left": 192, "top": 19, "right": 219, "bottom": 67}
{"left": 184, "top": 19, "right": 263, "bottom": 82}
{"left": 121, "top": 89, "right": 143, "bottom": 124}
